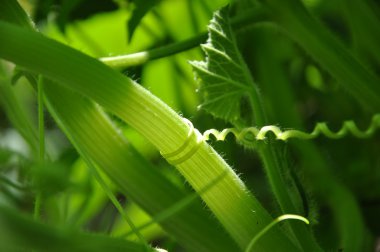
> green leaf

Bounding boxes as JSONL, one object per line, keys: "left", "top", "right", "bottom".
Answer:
{"left": 30, "top": 162, "right": 71, "bottom": 197}
{"left": 0, "top": 71, "right": 39, "bottom": 155}
{"left": 128, "top": 0, "right": 160, "bottom": 41}
{"left": 0, "top": 205, "right": 153, "bottom": 252}
{"left": 191, "top": 7, "right": 254, "bottom": 124}
{"left": 261, "top": 0, "right": 380, "bottom": 111}
{"left": 0, "top": 148, "right": 12, "bottom": 165}
{"left": 0, "top": 1, "right": 35, "bottom": 29}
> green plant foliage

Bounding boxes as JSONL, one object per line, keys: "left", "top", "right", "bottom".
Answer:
{"left": 245, "top": 214, "right": 310, "bottom": 252}
{"left": 127, "top": 0, "right": 160, "bottom": 41}
{"left": 191, "top": 7, "right": 322, "bottom": 252}
{"left": 0, "top": 205, "right": 154, "bottom": 252}
{"left": 34, "top": 0, "right": 118, "bottom": 33}
{"left": 1, "top": 0, "right": 380, "bottom": 251}
{"left": 0, "top": 7, "right": 299, "bottom": 251}
{"left": 191, "top": 7, "right": 254, "bottom": 124}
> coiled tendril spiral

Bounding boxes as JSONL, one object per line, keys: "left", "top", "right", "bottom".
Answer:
{"left": 203, "top": 114, "right": 380, "bottom": 143}
{"left": 161, "top": 115, "right": 380, "bottom": 165}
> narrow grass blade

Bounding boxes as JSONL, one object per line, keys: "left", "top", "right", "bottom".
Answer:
{"left": 0, "top": 205, "right": 154, "bottom": 252}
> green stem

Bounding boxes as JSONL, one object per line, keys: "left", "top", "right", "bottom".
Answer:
{"left": 0, "top": 20, "right": 300, "bottom": 251}
{"left": 33, "top": 193, "right": 42, "bottom": 220}
{"left": 100, "top": 7, "right": 268, "bottom": 68}
{"left": 85, "top": 158, "right": 150, "bottom": 250}
{"left": 44, "top": 83, "right": 240, "bottom": 252}
{"left": 38, "top": 76, "right": 45, "bottom": 162}
{"left": 255, "top": 1, "right": 377, "bottom": 248}
{"left": 228, "top": 15, "right": 321, "bottom": 250}
{"left": 0, "top": 66, "right": 39, "bottom": 155}
{"left": 33, "top": 75, "right": 45, "bottom": 220}
{"left": 99, "top": 30, "right": 206, "bottom": 68}
{"left": 253, "top": 28, "right": 369, "bottom": 251}
{"left": 245, "top": 214, "right": 310, "bottom": 252}
{"left": 0, "top": 2, "right": 242, "bottom": 250}
{"left": 252, "top": 111, "right": 321, "bottom": 252}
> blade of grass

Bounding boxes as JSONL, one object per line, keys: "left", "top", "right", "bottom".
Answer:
{"left": 0, "top": 205, "right": 155, "bottom": 252}
{"left": 34, "top": 75, "right": 45, "bottom": 220}
{"left": 86, "top": 158, "right": 149, "bottom": 250}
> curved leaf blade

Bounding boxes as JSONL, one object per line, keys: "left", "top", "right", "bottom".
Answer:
{"left": 128, "top": 0, "right": 160, "bottom": 41}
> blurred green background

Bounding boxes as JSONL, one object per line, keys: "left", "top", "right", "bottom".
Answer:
{"left": 1, "top": 0, "right": 380, "bottom": 251}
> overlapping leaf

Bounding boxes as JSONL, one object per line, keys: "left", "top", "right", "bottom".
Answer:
{"left": 128, "top": 0, "right": 160, "bottom": 41}
{"left": 191, "top": 7, "right": 254, "bottom": 123}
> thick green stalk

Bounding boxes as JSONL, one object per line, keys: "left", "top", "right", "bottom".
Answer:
{"left": 0, "top": 21, "right": 299, "bottom": 251}
{"left": 260, "top": 0, "right": 380, "bottom": 111}
{"left": 44, "top": 85, "right": 239, "bottom": 252}
{"left": 0, "top": 2, "right": 241, "bottom": 250}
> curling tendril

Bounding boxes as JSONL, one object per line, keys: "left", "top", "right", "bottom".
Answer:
{"left": 161, "top": 115, "right": 380, "bottom": 165}
{"left": 203, "top": 114, "right": 380, "bottom": 143}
